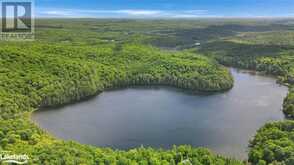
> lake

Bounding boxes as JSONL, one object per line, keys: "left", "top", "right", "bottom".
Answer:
{"left": 32, "top": 68, "right": 288, "bottom": 159}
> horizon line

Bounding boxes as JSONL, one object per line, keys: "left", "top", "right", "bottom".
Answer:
{"left": 34, "top": 16, "right": 294, "bottom": 19}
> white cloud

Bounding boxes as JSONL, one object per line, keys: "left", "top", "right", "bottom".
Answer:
{"left": 41, "top": 11, "right": 72, "bottom": 16}
{"left": 114, "top": 10, "right": 162, "bottom": 16}
{"left": 36, "top": 8, "right": 212, "bottom": 18}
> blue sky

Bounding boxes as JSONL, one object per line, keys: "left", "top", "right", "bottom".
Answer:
{"left": 35, "top": 0, "right": 294, "bottom": 18}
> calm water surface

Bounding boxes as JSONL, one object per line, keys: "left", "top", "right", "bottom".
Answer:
{"left": 32, "top": 69, "right": 288, "bottom": 159}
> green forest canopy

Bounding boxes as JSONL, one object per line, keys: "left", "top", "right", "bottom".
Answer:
{"left": 1, "top": 19, "right": 294, "bottom": 164}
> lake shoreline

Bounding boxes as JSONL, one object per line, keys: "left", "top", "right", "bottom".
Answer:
{"left": 32, "top": 68, "right": 288, "bottom": 159}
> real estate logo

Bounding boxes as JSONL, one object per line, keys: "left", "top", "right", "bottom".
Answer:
{"left": 0, "top": 0, "right": 34, "bottom": 40}
{"left": 0, "top": 151, "right": 29, "bottom": 164}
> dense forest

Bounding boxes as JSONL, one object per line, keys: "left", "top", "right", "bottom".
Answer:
{"left": 194, "top": 23, "right": 294, "bottom": 165}
{"left": 1, "top": 19, "right": 294, "bottom": 164}
{"left": 248, "top": 121, "right": 294, "bottom": 165}
{"left": 0, "top": 38, "right": 235, "bottom": 164}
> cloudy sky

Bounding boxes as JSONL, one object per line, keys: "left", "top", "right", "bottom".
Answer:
{"left": 35, "top": 0, "right": 294, "bottom": 18}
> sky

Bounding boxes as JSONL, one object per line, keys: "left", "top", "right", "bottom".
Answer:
{"left": 35, "top": 0, "right": 294, "bottom": 18}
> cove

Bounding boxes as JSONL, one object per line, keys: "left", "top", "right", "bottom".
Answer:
{"left": 32, "top": 68, "right": 288, "bottom": 159}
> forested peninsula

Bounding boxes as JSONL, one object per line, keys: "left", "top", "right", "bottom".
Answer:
{"left": 0, "top": 42, "right": 236, "bottom": 164}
